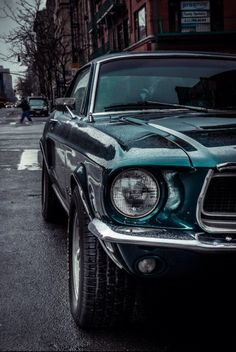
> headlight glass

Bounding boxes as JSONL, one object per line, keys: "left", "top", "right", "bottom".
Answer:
{"left": 110, "top": 169, "right": 160, "bottom": 218}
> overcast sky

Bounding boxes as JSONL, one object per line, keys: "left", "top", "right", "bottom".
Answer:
{"left": 0, "top": 0, "right": 46, "bottom": 86}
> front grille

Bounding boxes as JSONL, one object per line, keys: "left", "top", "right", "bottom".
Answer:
{"left": 199, "top": 170, "right": 236, "bottom": 232}
{"left": 203, "top": 175, "right": 236, "bottom": 214}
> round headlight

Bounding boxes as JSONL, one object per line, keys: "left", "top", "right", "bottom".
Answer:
{"left": 110, "top": 169, "right": 160, "bottom": 218}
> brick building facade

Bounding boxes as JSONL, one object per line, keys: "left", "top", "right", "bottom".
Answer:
{"left": 42, "top": 0, "right": 236, "bottom": 97}
{"left": 85, "top": 0, "right": 236, "bottom": 58}
{"left": 51, "top": 0, "right": 236, "bottom": 69}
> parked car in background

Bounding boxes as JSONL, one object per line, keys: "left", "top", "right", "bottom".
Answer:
{"left": 40, "top": 51, "right": 236, "bottom": 329}
{"left": 27, "top": 96, "right": 49, "bottom": 116}
{"left": 5, "top": 102, "right": 14, "bottom": 108}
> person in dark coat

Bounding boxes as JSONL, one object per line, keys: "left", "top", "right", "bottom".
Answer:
{"left": 18, "top": 97, "right": 32, "bottom": 123}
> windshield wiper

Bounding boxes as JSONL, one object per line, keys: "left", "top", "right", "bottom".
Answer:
{"left": 146, "top": 100, "right": 211, "bottom": 112}
{"left": 104, "top": 101, "right": 159, "bottom": 111}
{"left": 147, "top": 101, "right": 236, "bottom": 113}
{"left": 104, "top": 100, "right": 209, "bottom": 112}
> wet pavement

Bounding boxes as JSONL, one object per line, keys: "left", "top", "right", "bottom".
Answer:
{"left": 0, "top": 111, "right": 235, "bottom": 351}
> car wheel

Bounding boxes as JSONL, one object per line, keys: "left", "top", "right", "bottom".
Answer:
{"left": 68, "top": 187, "right": 135, "bottom": 329}
{"left": 41, "top": 160, "right": 65, "bottom": 222}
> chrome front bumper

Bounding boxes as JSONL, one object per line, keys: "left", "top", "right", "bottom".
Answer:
{"left": 88, "top": 219, "right": 236, "bottom": 251}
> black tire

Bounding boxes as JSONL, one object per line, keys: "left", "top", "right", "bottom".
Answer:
{"left": 68, "top": 187, "right": 135, "bottom": 329}
{"left": 41, "top": 160, "right": 65, "bottom": 222}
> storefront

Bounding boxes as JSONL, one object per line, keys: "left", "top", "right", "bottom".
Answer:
{"left": 180, "top": 1, "right": 211, "bottom": 32}
{"left": 169, "top": 0, "right": 223, "bottom": 33}
{"left": 155, "top": 0, "right": 236, "bottom": 53}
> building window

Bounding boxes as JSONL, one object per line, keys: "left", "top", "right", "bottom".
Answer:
{"left": 123, "top": 19, "right": 129, "bottom": 48}
{"left": 112, "top": 29, "right": 117, "bottom": 51}
{"left": 135, "top": 6, "right": 147, "bottom": 41}
{"left": 116, "top": 19, "right": 129, "bottom": 50}
{"left": 117, "top": 23, "right": 123, "bottom": 50}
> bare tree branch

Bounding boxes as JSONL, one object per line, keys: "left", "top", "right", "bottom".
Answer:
{"left": 0, "top": 0, "right": 73, "bottom": 99}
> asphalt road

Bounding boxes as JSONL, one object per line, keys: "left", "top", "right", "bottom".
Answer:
{"left": 0, "top": 109, "right": 236, "bottom": 351}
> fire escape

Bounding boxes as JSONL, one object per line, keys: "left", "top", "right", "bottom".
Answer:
{"left": 88, "top": 0, "right": 127, "bottom": 59}
{"left": 69, "top": 0, "right": 80, "bottom": 64}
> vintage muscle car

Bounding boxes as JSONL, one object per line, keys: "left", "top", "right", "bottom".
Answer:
{"left": 40, "top": 51, "right": 236, "bottom": 329}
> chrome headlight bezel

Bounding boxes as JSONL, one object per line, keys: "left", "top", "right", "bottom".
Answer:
{"left": 110, "top": 168, "right": 161, "bottom": 219}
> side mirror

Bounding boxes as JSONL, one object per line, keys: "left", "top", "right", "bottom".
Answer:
{"left": 55, "top": 97, "right": 76, "bottom": 112}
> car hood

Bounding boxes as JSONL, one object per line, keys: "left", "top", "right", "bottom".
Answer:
{"left": 95, "top": 111, "right": 236, "bottom": 168}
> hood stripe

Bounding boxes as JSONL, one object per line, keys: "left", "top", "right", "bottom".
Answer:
{"left": 148, "top": 122, "right": 216, "bottom": 166}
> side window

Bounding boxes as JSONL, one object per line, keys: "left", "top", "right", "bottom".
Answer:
{"left": 71, "top": 68, "right": 90, "bottom": 115}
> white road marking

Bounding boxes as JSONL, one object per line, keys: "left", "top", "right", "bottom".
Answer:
{"left": 0, "top": 149, "right": 21, "bottom": 152}
{"left": 17, "top": 149, "right": 41, "bottom": 170}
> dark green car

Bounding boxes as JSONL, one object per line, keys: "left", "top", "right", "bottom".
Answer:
{"left": 40, "top": 51, "right": 236, "bottom": 329}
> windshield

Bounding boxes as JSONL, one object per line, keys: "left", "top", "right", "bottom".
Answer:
{"left": 93, "top": 57, "right": 236, "bottom": 113}
{"left": 29, "top": 99, "right": 47, "bottom": 107}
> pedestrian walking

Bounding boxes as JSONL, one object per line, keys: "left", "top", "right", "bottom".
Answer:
{"left": 18, "top": 97, "right": 32, "bottom": 123}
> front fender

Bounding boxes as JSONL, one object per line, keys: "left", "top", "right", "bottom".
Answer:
{"left": 71, "top": 164, "right": 94, "bottom": 221}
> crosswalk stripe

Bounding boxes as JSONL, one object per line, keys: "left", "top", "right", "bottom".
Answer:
{"left": 17, "top": 149, "right": 41, "bottom": 170}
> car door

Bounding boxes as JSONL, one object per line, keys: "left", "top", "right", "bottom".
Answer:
{"left": 46, "top": 102, "right": 72, "bottom": 203}
{"left": 63, "top": 66, "right": 92, "bottom": 205}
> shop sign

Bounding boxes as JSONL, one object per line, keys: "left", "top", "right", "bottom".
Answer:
{"left": 181, "top": 17, "right": 210, "bottom": 24}
{"left": 180, "top": 1, "right": 210, "bottom": 32}
{"left": 181, "top": 1, "right": 210, "bottom": 11}
{"left": 182, "top": 11, "right": 208, "bottom": 17}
